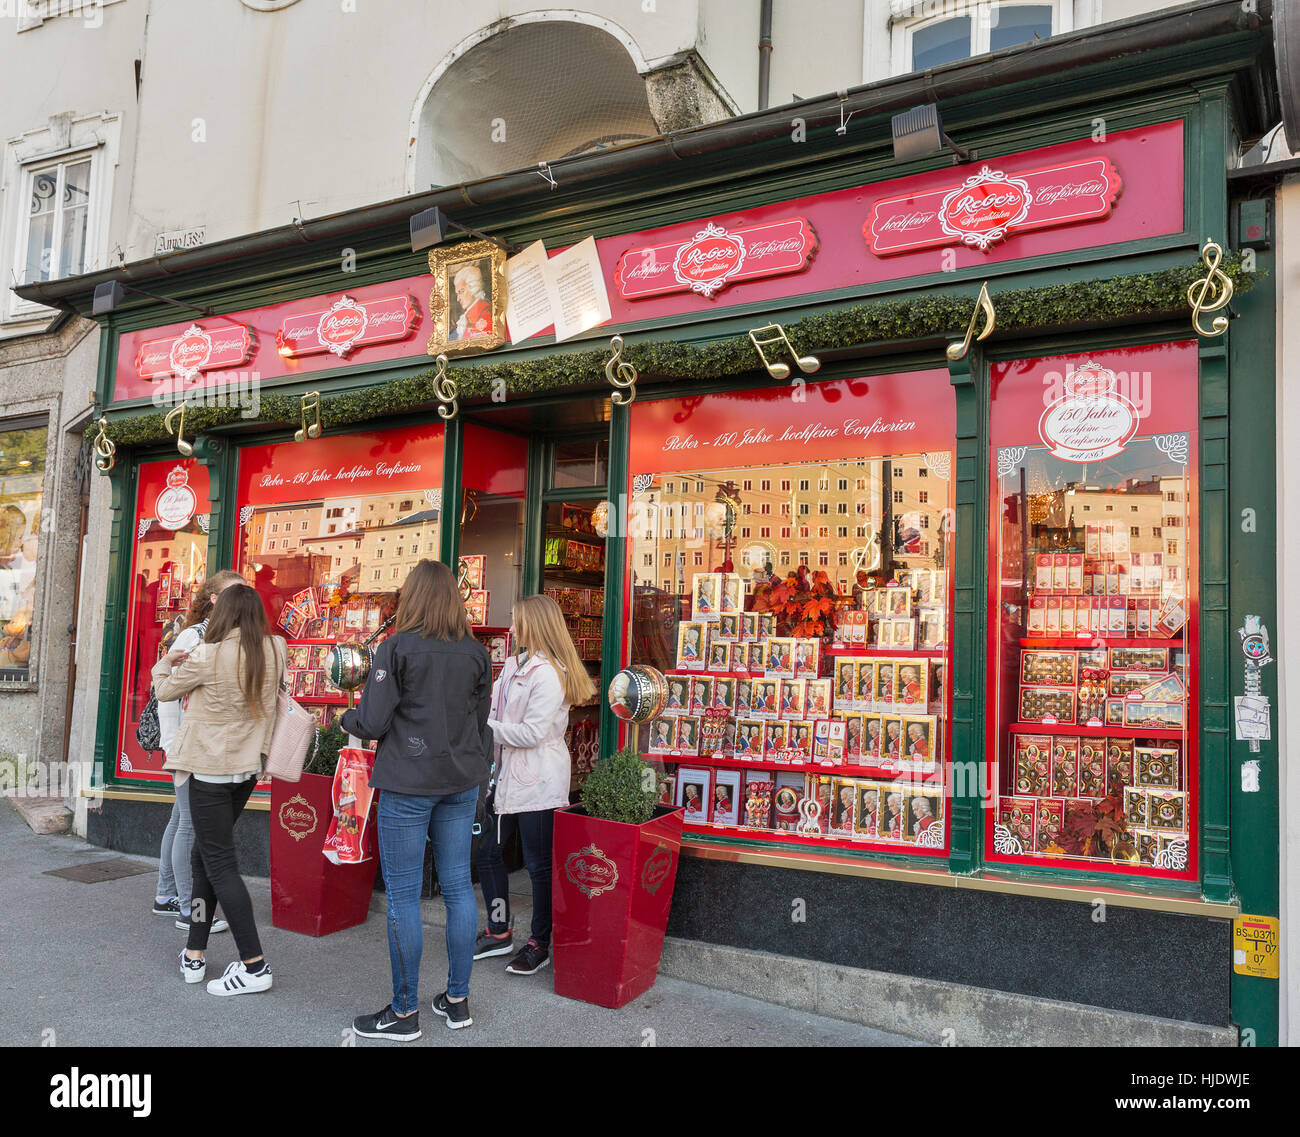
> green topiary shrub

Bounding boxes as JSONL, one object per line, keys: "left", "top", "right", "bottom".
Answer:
{"left": 579, "top": 746, "right": 658, "bottom": 825}
{"left": 304, "top": 722, "right": 346, "bottom": 778}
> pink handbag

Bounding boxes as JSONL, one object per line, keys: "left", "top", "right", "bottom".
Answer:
{"left": 264, "top": 640, "right": 313, "bottom": 782}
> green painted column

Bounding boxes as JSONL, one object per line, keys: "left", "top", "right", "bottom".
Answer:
{"left": 1225, "top": 242, "right": 1279, "bottom": 1047}
{"left": 439, "top": 416, "right": 463, "bottom": 570}
{"left": 598, "top": 401, "right": 630, "bottom": 760}
{"left": 945, "top": 346, "right": 987, "bottom": 875}
{"left": 91, "top": 458, "right": 132, "bottom": 788}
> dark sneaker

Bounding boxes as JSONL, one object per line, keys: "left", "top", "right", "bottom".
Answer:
{"left": 352, "top": 1005, "right": 421, "bottom": 1042}
{"left": 431, "top": 991, "right": 473, "bottom": 1030}
{"left": 154, "top": 897, "right": 181, "bottom": 917}
{"left": 473, "top": 928, "right": 513, "bottom": 960}
{"left": 505, "top": 940, "right": 550, "bottom": 976}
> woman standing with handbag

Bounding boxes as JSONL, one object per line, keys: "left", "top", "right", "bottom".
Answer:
{"left": 344, "top": 560, "right": 492, "bottom": 1040}
{"left": 473, "top": 594, "right": 595, "bottom": 976}
{"left": 153, "top": 583, "right": 285, "bottom": 996}
{"left": 151, "top": 569, "right": 243, "bottom": 933}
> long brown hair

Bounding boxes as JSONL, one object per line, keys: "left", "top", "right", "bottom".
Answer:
{"left": 394, "top": 560, "right": 471, "bottom": 640}
{"left": 204, "top": 584, "right": 275, "bottom": 716}
{"left": 181, "top": 569, "right": 244, "bottom": 630}
{"left": 513, "top": 594, "right": 596, "bottom": 706}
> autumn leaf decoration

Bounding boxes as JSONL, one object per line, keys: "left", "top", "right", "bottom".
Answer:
{"left": 752, "top": 566, "right": 841, "bottom": 638}
{"left": 1059, "top": 792, "right": 1127, "bottom": 858}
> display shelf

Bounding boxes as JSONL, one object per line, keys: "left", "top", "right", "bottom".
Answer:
{"left": 544, "top": 569, "right": 606, "bottom": 584}
{"left": 653, "top": 751, "right": 943, "bottom": 783}
{"left": 681, "top": 817, "right": 947, "bottom": 855}
{"left": 825, "top": 646, "right": 946, "bottom": 658}
{"left": 1018, "top": 636, "right": 1185, "bottom": 650}
{"left": 545, "top": 525, "right": 605, "bottom": 548}
{"left": 1008, "top": 720, "right": 1185, "bottom": 740}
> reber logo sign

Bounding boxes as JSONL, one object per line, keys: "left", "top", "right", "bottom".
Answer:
{"left": 938, "top": 167, "right": 1033, "bottom": 250}
{"left": 316, "top": 295, "right": 369, "bottom": 356}
{"left": 1038, "top": 361, "right": 1141, "bottom": 462}
{"left": 168, "top": 325, "right": 214, "bottom": 380}
{"left": 154, "top": 466, "right": 197, "bottom": 531}
{"left": 673, "top": 223, "right": 746, "bottom": 297}
{"left": 564, "top": 843, "right": 619, "bottom": 898}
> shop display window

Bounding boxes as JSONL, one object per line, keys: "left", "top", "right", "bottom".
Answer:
{"left": 0, "top": 421, "right": 46, "bottom": 683}
{"left": 234, "top": 422, "right": 444, "bottom": 735}
{"left": 624, "top": 372, "right": 956, "bottom": 855}
{"left": 986, "top": 343, "right": 1198, "bottom": 879}
{"left": 116, "top": 458, "right": 212, "bottom": 780}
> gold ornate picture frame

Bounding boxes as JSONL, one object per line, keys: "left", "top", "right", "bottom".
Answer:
{"left": 426, "top": 239, "right": 507, "bottom": 356}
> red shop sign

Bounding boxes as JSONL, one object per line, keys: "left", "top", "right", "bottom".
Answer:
{"left": 615, "top": 217, "right": 817, "bottom": 300}
{"left": 866, "top": 157, "right": 1122, "bottom": 256}
{"left": 275, "top": 293, "right": 419, "bottom": 359}
{"left": 135, "top": 322, "right": 255, "bottom": 381}
{"left": 236, "top": 420, "right": 445, "bottom": 508}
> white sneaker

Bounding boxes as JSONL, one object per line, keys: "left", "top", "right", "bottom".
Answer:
{"left": 176, "top": 916, "right": 230, "bottom": 934}
{"left": 206, "top": 960, "right": 272, "bottom": 997}
{"left": 179, "top": 949, "right": 207, "bottom": 984}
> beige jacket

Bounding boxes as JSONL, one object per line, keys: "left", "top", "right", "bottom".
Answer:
{"left": 153, "top": 631, "right": 285, "bottom": 778}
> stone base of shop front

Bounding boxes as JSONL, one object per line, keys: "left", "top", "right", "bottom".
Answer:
{"left": 664, "top": 856, "right": 1235, "bottom": 1046}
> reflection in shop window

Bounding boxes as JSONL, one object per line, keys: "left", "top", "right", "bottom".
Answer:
{"left": 0, "top": 423, "right": 46, "bottom": 681}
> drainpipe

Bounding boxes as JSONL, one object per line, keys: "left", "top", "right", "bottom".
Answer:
{"left": 759, "top": 0, "right": 773, "bottom": 110}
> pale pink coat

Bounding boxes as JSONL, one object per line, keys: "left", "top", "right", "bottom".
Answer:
{"left": 488, "top": 651, "right": 573, "bottom": 815}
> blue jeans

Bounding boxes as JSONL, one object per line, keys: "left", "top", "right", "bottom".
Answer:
{"left": 377, "top": 786, "right": 478, "bottom": 1012}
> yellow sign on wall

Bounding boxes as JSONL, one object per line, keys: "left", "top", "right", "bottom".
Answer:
{"left": 1232, "top": 914, "right": 1279, "bottom": 979}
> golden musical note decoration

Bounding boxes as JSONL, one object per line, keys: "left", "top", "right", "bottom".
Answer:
{"left": 946, "top": 281, "right": 995, "bottom": 361}
{"left": 457, "top": 557, "right": 473, "bottom": 602}
{"left": 163, "top": 403, "right": 193, "bottom": 457}
{"left": 294, "top": 391, "right": 322, "bottom": 443}
{"left": 432, "top": 354, "right": 458, "bottom": 420}
{"left": 748, "top": 323, "right": 820, "bottom": 380}
{"left": 92, "top": 416, "right": 116, "bottom": 472}
{"left": 1187, "top": 238, "right": 1234, "bottom": 337}
{"left": 850, "top": 532, "right": 881, "bottom": 574}
{"left": 460, "top": 489, "right": 478, "bottom": 526}
{"left": 605, "top": 335, "right": 637, "bottom": 406}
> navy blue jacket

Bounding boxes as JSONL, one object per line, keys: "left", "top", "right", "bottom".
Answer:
{"left": 339, "top": 630, "right": 492, "bottom": 797}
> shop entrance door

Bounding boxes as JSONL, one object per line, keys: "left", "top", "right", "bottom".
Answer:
{"left": 455, "top": 424, "right": 608, "bottom": 796}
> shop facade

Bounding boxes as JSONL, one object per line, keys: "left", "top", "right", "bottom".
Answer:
{"left": 20, "top": 3, "right": 1283, "bottom": 1044}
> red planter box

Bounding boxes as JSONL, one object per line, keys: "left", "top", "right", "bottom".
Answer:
{"left": 270, "top": 772, "right": 378, "bottom": 936}
{"left": 551, "top": 804, "right": 685, "bottom": 1008}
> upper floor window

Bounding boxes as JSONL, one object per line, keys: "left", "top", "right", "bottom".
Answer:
{"left": 891, "top": 2, "right": 1067, "bottom": 76}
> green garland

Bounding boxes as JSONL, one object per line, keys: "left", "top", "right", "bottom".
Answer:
{"left": 99, "top": 256, "right": 1255, "bottom": 449}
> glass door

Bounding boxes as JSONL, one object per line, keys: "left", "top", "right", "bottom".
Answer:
{"left": 540, "top": 435, "right": 608, "bottom": 793}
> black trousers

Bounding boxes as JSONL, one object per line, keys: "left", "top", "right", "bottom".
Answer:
{"left": 187, "top": 775, "right": 263, "bottom": 960}
{"left": 476, "top": 792, "right": 555, "bottom": 949}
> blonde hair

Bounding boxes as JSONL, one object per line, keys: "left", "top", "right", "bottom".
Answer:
{"left": 513, "top": 594, "right": 596, "bottom": 706}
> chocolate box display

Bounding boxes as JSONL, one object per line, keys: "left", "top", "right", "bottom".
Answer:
{"left": 1018, "top": 686, "right": 1076, "bottom": 724}
{"left": 1135, "top": 745, "right": 1180, "bottom": 789}
{"left": 1020, "top": 649, "right": 1078, "bottom": 687}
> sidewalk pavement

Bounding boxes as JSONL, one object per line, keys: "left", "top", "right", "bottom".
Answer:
{"left": 0, "top": 802, "right": 920, "bottom": 1047}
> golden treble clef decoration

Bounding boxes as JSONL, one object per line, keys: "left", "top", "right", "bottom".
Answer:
{"left": 432, "top": 354, "right": 458, "bottom": 420}
{"left": 1187, "top": 238, "right": 1234, "bottom": 337}
{"left": 946, "top": 281, "right": 996, "bottom": 362}
{"left": 92, "top": 416, "right": 116, "bottom": 472}
{"left": 605, "top": 335, "right": 637, "bottom": 406}
{"left": 456, "top": 557, "right": 473, "bottom": 602}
